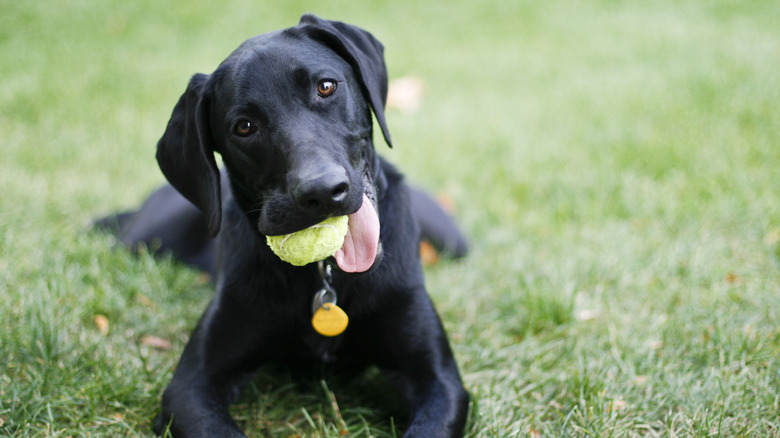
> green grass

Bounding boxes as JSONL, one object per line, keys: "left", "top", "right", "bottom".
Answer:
{"left": 2, "top": 0, "right": 780, "bottom": 436}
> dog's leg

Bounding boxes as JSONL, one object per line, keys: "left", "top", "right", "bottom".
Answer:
{"left": 376, "top": 293, "right": 469, "bottom": 438}
{"left": 93, "top": 182, "right": 218, "bottom": 275}
{"left": 408, "top": 186, "right": 469, "bottom": 259}
{"left": 154, "top": 301, "right": 262, "bottom": 438}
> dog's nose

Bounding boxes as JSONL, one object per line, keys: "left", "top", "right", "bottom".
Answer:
{"left": 293, "top": 169, "right": 351, "bottom": 216}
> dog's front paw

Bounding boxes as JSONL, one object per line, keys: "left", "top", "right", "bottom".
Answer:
{"left": 152, "top": 411, "right": 171, "bottom": 436}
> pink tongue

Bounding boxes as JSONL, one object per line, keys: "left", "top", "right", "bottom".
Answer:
{"left": 334, "top": 194, "right": 380, "bottom": 273}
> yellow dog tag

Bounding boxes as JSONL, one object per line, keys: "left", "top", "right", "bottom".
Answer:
{"left": 312, "top": 303, "right": 349, "bottom": 337}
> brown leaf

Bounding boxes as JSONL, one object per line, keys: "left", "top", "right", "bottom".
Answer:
{"left": 140, "top": 335, "right": 172, "bottom": 350}
{"left": 135, "top": 293, "right": 153, "bottom": 307}
{"left": 419, "top": 240, "right": 439, "bottom": 267}
{"left": 94, "top": 314, "right": 110, "bottom": 336}
{"left": 435, "top": 193, "right": 457, "bottom": 215}
{"left": 387, "top": 76, "right": 425, "bottom": 114}
{"left": 196, "top": 272, "right": 212, "bottom": 285}
{"left": 610, "top": 399, "right": 629, "bottom": 412}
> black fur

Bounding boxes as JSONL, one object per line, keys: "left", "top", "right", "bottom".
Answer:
{"left": 100, "top": 14, "right": 468, "bottom": 437}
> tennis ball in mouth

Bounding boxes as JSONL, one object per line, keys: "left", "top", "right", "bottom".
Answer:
{"left": 266, "top": 215, "right": 349, "bottom": 266}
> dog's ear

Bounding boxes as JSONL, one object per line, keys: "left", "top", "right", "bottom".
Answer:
{"left": 156, "top": 73, "right": 222, "bottom": 237}
{"left": 298, "top": 14, "right": 393, "bottom": 148}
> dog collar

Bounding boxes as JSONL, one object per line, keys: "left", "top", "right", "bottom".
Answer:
{"left": 311, "top": 261, "right": 349, "bottom": 336}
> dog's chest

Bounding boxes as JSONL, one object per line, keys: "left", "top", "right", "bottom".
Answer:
{"left": 302, "top": 332, "right": 344, "bottom": 364}
{"left": 270, "top": 265, "right": 360, "bottom": 366}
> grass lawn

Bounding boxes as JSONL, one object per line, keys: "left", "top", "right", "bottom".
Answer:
{"left": 2, "top": 0, "right": 779, "bottom": 436}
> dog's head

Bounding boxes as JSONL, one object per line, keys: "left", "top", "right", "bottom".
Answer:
{"left": 155, "top": 15, "right": 391, "bottom": 272}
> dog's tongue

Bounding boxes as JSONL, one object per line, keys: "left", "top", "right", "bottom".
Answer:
{"left": 334, "top": 194, "right": 380, "bottom": 273}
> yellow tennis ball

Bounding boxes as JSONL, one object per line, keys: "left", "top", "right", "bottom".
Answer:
{"left": 266, "top": 215, "right": 349, "bottom": 266}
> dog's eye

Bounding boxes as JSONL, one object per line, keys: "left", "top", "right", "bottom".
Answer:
{"left": 234, "top": 120, "right": 256, "bottom": 137}
{"left": 317, "top": 79, "right": 337, "bottom": 98}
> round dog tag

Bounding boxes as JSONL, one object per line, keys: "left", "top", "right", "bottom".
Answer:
{"left": 312, "top": 303, "right": 349, "bottom": 337}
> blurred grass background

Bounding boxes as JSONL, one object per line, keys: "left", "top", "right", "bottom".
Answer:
{"left": 2, "top": 0, "right": 779, "bottom": 436}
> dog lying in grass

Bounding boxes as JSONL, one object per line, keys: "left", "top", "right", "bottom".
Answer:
{"left": 98, "top": 14, "right": 469, "bottom": 438}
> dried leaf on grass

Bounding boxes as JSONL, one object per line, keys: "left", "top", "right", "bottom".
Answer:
{"left": 387, "top": 76, "right": 426, "bottom": 114}
{"left": 140, "top": 335, "right": 172, "bottom": 350}
{"left": 94, "top": 314, "right": 110, "bottom": 336}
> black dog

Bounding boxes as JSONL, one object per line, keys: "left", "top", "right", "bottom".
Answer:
{"left": 100, "top": 15, "right": 468, "bottom": 437}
